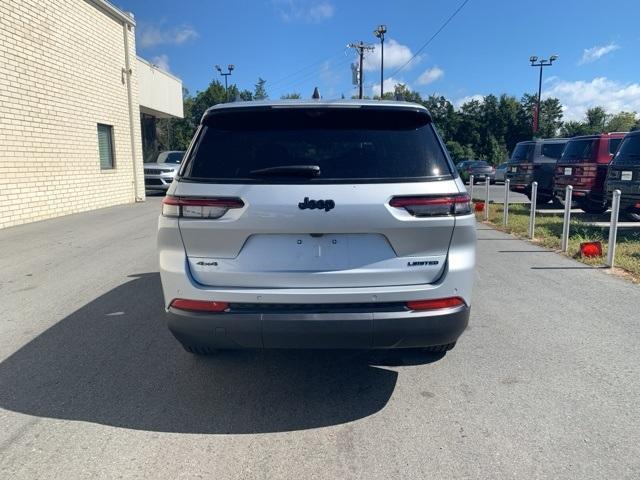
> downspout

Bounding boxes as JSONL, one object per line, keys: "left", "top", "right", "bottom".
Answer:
{"left": 122, "top": 20, "right": 142, "bottom": 202}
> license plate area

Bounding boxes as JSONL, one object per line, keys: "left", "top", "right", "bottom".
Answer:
{"left": 564, "top": 167, "right": 572, "bottom": 176}
{"left": 510, "top": 166, "right": 518, "bottom": 173}
{"left": 621, "top": 171, "right": 633, "bottom": 181}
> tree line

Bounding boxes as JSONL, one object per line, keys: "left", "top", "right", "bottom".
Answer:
{"left": 156, "top": 79, "right": 640, "bottom": 165}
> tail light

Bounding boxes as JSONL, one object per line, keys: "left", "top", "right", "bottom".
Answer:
{"left": 406, "top": 297, "right": 465, "bottom": 311}
{"left": 170, "top": 299, "right": 230, "bottom": 312}
{"left": 390, "top": 193, "right": 471, "bottom": 217}
{"left": 162, "top": 196, "right": 244, "bottom": 219}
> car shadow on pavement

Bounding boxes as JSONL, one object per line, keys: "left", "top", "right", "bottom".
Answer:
{"left": 0, "top": 273, "right": 444, "bottom": 434}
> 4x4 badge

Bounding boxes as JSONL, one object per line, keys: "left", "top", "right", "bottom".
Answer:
{"left": 298, "top": 197, "right": 335, "bottom": 212}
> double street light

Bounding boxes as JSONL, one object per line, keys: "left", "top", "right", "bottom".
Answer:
{"left": 529, "top": 55, "right": 558, "bottom": 134}
{"left": 373, "top": 25, "right": 387, "bottom": 99}
{"left": 215, "top": 64, "right": 235, "bottom": 101}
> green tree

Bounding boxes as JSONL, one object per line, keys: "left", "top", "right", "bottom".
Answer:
{"left": 446, "top": 140, "right": 475, "bottom": 163}
{"left": 254, "top": 77, "right": 268, "bottom": 100}
{"left": 606, "top": 111, "right": 637, "bottom": 132}
{"left": 560, "top": 120, "right": 591, "bottom": 138}
{"left": 281, "top": 92, "right": 302, "bottom": 99}
{"left": 585, "top": 106, "right": 607, "bottom": 133}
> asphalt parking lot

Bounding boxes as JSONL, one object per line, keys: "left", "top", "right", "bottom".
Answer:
{"left": 1, "top": 197, "right": 639, "bottom": 479}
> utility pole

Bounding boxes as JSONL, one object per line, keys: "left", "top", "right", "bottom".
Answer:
{"left": 374, "top": 25, "right": 387, "bottom": 99}
{"left": 215, "top": 64, "right": 235, "bottom": 101}
{"left": 348, "top": 42, "right": 374, "bottom": 99}
{"left": 529, "top": 55, "right": 557, "bottom": 135}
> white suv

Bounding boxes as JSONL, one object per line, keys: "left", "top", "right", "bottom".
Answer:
{"left": 158, "top": 100, "right": 475, "bottom": 354}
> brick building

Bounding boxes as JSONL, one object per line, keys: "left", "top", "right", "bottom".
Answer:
{"left": 0, "top": 0, "right": 183, "bottom": 229}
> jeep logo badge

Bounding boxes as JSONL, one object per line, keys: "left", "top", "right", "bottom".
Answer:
{"left": 298, "top": 197, "right": 335, "bottom": 212}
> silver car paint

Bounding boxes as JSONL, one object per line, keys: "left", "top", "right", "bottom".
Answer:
{"left": 158, "top": 100, "right": 475, "bottom": 329}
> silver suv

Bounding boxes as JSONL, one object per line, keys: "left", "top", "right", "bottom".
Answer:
{"left": 144, "top": 150, "right": 185, "bottom": 191}
{"left": 158, "top": 100, "right": 475, "bottom": 354}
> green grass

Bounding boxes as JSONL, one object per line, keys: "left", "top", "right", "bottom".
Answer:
{"left": 476, "top": 203, "right": 640, "bottom": 282}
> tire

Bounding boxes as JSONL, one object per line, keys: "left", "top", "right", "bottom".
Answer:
{"left": 181, "top": 343, "right": 219, "bottom": 355}
{"left": 624, "top": 210, "right": 640, "bottom": 222}
{"left": 528, "top": 192, "right": 552, "bottom": 206}
{"left": 552, "top": 195, "right": 565, "bottom": 208}
{"left": 423, "top": 342, "right": 456, "bottom": 353}
{"left": 579, "top": 199, "right": 608, "bottom": 215}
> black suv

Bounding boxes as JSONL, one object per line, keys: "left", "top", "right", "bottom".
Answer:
{"left": 605, "top": 130, "right": 640, "bottom": 221}
{"left": 506, "top": 138, "right": 568, "bottom": 205}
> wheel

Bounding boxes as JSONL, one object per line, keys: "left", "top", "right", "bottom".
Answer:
{"left": 624, "top": 210, "right": 640, "bottom": 222}
{"left": 579, "top": 199, "right": 608, "bottom": 214}
{"left": 552, "top": 195, "right": 565, "bottom": 208}
{"left": 423, "top": 342, "right": 456, "bottom": 353}
{"left": 181, "top": 343, "right": 219, "bottom": 355}
{"left": 528, "top": 193, "right": 552, "bottom": 206}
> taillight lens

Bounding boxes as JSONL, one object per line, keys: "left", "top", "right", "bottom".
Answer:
{"left": 170, "top": 299, "right": 230, "bottom": 312}
{"left": 389, "top": 194, "right": 471, "bottom": 217}
{"left": 162, "top": 196, "right": 244, "bottom": 219}
{"left": 406, "top": 297, "right": 465, "bottom": 311}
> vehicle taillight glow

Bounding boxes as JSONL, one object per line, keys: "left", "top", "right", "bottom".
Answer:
{"left": 170, "top": 298, "right": 230, "bottom": 312}
{"left": 390, "top": 194, "right": 471, "bottom": 217}
{"left": 162, "top": 196, "right": 244, "bottom": 219}
{"left": 406, "top": 297, "right": 465, "bottom": 311}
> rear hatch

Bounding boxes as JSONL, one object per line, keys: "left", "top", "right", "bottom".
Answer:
{"left": 171, "top": 104, "right": 466, "bottom": 289}
{"left": 555, "top": 137, "right": 598, "bottom": 190}
{"left": 607, "top": 134, "right": 640, "bottom": 197}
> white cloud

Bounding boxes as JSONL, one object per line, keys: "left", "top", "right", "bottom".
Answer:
{"left": 416, "top": 66, "right": 444, "bottom": 86}
{"left": 454, "top": 94, "right": 484, "bottom": 109}
{"left": 138, "top": 23, "right": 198, "bottom": 49}
{"left": 579, "top": 42, "right": 620, "bottom": 65}
{"left": 370, "top": 77, "right": 410, "bottom": 97}
{"left": 272, "top": 0, "right": 335, "bottom": 23}
{"left": 544, "top": 77, "right": 640, "bottom": 121}
{"left": 151, "top": 54, "right": 170, "bottom": 72}
{"left": 363, "top": 39, "right": 421, "bottom": 72}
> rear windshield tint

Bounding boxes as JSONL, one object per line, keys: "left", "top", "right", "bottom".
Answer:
{"left": 181, "top": 107, "right": 452, "bottom": 183}
{"left": 612, "top": 135, "right": 640, "bottom": 166}
{"left": 560, "top": 139, "right": 597, "bottom": 163}
{"left": 542, "top": 142, "right": 565, "bottom": 159}
{"left": 608, "top": 138, "right": 622, "bottom": 155}
{"left": 510, "top": 143, "right": 534, "bottom": 163}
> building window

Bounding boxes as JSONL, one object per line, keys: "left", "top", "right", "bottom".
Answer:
{"left": 97, "top": 124, "right": 115, "bottom": 169}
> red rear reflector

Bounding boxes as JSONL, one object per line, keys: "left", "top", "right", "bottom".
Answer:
{"left": 406, "top": 297, "right": 465, "bottom": 311}
{"left": 170, "top": 299, "right": 230, "bottom": 312}
{"left": 390, "top": 194, "right": 471, "bottom": 217}
{"left": 635, "top": 202, "right": 640, "bottom": 208}
{"left": 474, "top": 202, "right": 485, "bottom": 212}
{"left": 579, "top": 241, "right": 602, "bottom": 258}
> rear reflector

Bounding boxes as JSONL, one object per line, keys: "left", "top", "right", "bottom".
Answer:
{"left": 162, "top": 196, "right": 244, "bottom": 219}
{"left": 170, "top": 299, "right": 230, "bottom": 312}
{"left": 406, "top": 297, "right": 465, "bottom": 311}
{"left": 579, "top": 241, "right": 602, "bottom": 258}
{"left": 390, "top": 194, "right": 471, "bottom": 217}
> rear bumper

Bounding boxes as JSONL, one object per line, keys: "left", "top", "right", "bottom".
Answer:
{"left": 167, "top": 304, "right": 470, "bottom": 349}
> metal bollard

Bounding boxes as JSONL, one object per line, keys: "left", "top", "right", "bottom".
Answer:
{"left": 561, "top": 185, "right": 573, "bottom": 252}
{"left": 503, "top": 179, "right": 510, "bottom": 226}
{"left": 469, "top": 175, "right": 474, "bottom": 201}
{"left": 606, "top": 189, "right": 621, "bottom": 268}
{"left": 483, "top": 178, "right": 490, "bottom": 221}
{"left": 528, "top": 181, "right": 538, "bottom": 239}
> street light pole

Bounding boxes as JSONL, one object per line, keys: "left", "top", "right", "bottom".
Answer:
{"left": 374, "top": 25, "right": 387, "bottom": 99}
{"left": 529, "top": 55, "right": 558, "bottom": 135}
{"left": 215, "top": 64, "right": 235, "bottom": 101}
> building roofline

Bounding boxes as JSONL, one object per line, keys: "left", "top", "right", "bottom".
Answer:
{"left": 137, "top": 56, "right": 183, "bottom": 83}
{"left": 85, "top": 0, "right": 135, "bottom": 26}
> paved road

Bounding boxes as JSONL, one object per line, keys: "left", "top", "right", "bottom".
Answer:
{"left": 465, "top": 182, "right": 530, "bottom": 203}
{"left": 1, "top": 198, "right": 639, "bottom": 479}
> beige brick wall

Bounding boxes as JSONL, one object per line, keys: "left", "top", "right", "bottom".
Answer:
{"left": 0, "top": 0, "right": 145, "bottom": 229}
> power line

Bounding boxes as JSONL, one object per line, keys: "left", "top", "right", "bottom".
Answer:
{"left": 268, "top": 50, "right": 346, "bottom": 88}
{"left": 274, "top": 54, "right": 353, "bottom": 94}
{"left": 388, "top": 0, "right": 471, "bottom": 78}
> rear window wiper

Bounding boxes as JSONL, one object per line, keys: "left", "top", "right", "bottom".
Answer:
{"left": 249, "top": 165, "right": 321, "bottom": 177}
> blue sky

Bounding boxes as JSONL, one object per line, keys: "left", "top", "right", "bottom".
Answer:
{"left": 116, "top": 0, "right": 640, "bottom": 120}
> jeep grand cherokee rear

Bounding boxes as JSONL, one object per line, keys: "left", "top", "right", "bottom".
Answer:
{"left": 157, "top": 100, "right": 475, "bottom": 353}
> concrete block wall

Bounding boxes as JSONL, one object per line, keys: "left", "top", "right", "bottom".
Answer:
{"left": 0, "top": 0, "right": 145, "bottom": 229}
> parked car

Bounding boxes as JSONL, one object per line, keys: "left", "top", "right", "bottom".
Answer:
{"left": 494, "top": 162, "right": 508, "bottom": 183}
{"left": 457, "top": 160, "right": 495, "bottom": 184}
{"left": 605, "top": 130, "right": 640, "bottom": 221}
{"left": 506, "top": 138, "right": 567, "bottom": 205}
{"left": 144, "top": 150, "right": 185, "bottom": 191}
{"left": 553, "top": 133, "right": 626, "bottom": 214}
{"left": 158, "top": 100, "right": 475, "bottom": 354}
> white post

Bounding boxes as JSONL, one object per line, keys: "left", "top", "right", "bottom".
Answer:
{"left": 503, "top": 179, "right": 510, "bottom": 226}
{"left": 606, "top": 190, "right": 621, "bottom": 268}
{"left": 561, "top": 185, "right": 573, "bottom": 252}
{"left": 528, "top": 181, "right": 538, "bottom": 239}
{"left": 469, "top": 175, "right": 474, "bottom": 201}
{"left": 483, "top": 179, "right": 490, "bottom": 221}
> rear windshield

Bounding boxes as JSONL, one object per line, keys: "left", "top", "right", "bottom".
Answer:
{"left": 470, "top": 161, "right": 490, "bottom": 167}
{"left": 181, "top": 107, "right": 452, "bottom": 183}
{"left": 542, "top": 142, "right": 566, "bottom": 159}
{"left": 612, "top": 135, "right": 640, "bottom": 166}
{"left": 509, "top": 143, "right": 534, "bottom": 163}
{"left": 608, "top": 138, "right": 622, "bottom": 155}
{"left": 560, "top": 139, "right": 597, "bottom": 163}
